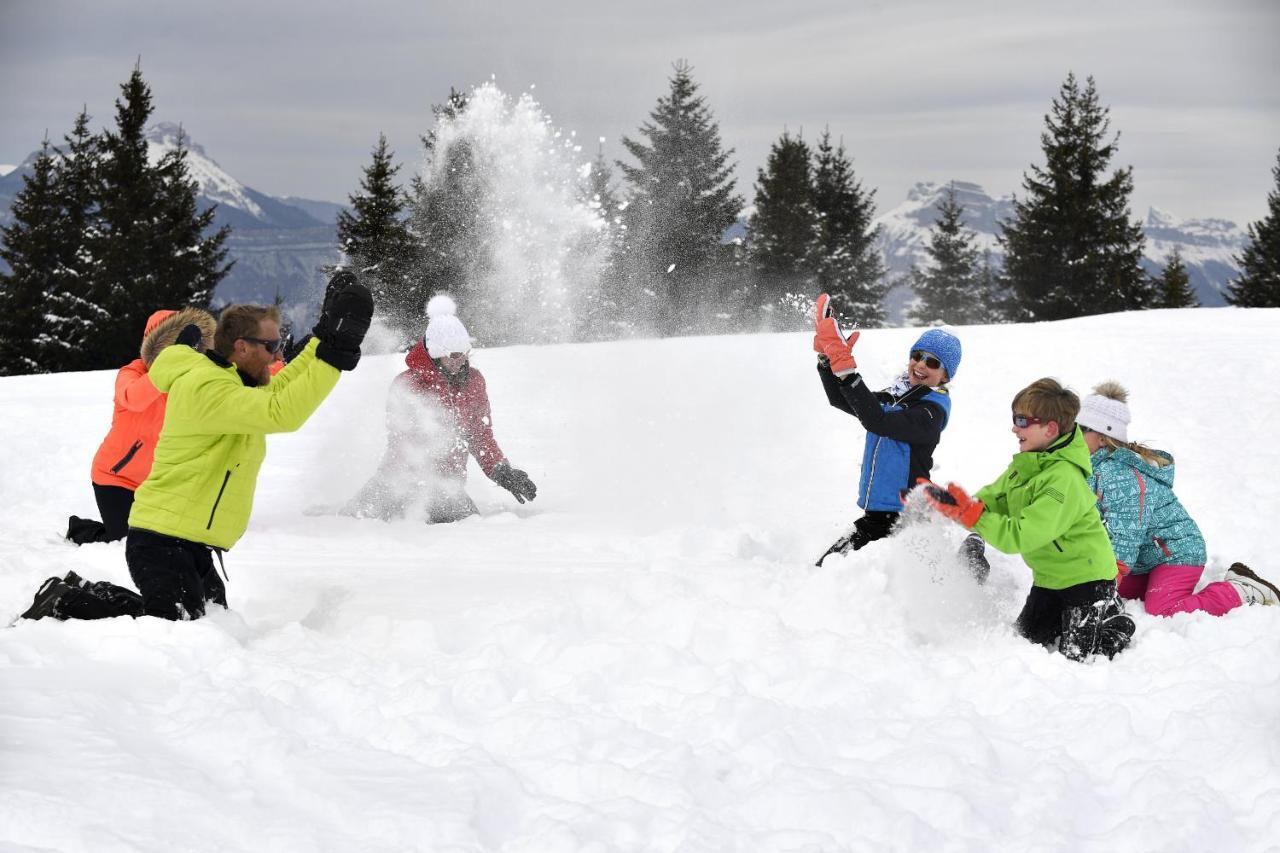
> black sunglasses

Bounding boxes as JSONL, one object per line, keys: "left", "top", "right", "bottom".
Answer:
{"left": 910, "top": 350, "right": 943, "bottom": 370}
{"left": 241, "top": 336, "right": 285, "bottom": 355}
{"left": 1012, "top": 413, "right": 1045, "bottom": 428}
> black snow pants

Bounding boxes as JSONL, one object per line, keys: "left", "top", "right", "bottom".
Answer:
{"left": 125, "top": 529, "right": 228, "bottom": 620}
{"left": 65, "top": 484, "right": 135, "bottom": 545}
{"left": 846, "top": 510, "right": 899, "bottom": 551}
{"left": 1015, "top": 580, "right": 1135, "bottom": 661}
{"left": 94, "top": 483, "right": 135, "bottom": 542}
{"left": 53, "top": 529, "right": 227, "bottom": 621}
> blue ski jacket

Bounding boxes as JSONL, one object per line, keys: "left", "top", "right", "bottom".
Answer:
{"left": 1087, "top": 446, "right": 1207, "bottom": 573}
{"left": 818, "top": 366, "right": 951, "bottom": 512}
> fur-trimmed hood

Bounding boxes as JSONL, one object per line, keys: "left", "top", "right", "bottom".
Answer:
{"left": 140, "top": 307, "right": 216, "bottom": 367}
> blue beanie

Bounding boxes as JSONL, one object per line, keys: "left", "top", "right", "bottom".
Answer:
{"left": 910, "top": 328, "right": 962, "bottom": 380}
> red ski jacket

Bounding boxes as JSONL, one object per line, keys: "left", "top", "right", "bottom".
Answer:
{"left": 384, "top": 341, "right": 507, "bottom": 480}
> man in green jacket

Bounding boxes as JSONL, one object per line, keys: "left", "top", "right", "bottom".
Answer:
{"left": 21, "top": 274, "right": 373, "bottom": 622}
{"left": 920, "top": 378, "right": 1136, "bottom": 661}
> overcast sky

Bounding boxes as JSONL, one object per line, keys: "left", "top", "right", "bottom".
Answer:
{"left": 3, "top": 0, "right": 1278, "bottom": 224}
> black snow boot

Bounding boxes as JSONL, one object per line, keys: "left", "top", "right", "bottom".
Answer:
{"left": 20, "top": 576, "right": 74, "bottom": 621}
{"left": 1059, "top": 590, "right": 1135, "bottom": 662}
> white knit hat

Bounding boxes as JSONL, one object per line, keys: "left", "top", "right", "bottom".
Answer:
{"left": 1078, "top": 392, "right": 1130, "bottom": 442}
{"left": 423, "top": 294, "right": 472, "bottom": 357}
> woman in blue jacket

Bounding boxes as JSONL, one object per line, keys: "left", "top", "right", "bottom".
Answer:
{"left": 814, "top": 294, "right": 961, "bottom": 565}
{"left": 1080, "top": 382, "right": 1279, "bottom": 613}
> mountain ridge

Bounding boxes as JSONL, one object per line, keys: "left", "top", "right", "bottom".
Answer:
{"left": 0, "top": 131, "right": 1249, "bottom": 323}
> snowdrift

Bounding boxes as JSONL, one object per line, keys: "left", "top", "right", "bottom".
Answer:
{"left": 2, "top": 308, "right": 1278, "bottom": 851}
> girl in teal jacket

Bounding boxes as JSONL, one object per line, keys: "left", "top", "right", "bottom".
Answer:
{"left": 1079, "top": 382, "right": 1279, "bottom": 613}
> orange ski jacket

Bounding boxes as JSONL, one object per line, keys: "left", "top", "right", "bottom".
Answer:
{"left": 90, "top": 308, "right": 215, "bottom": 490}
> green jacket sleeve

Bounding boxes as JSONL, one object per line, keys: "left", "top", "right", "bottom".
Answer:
{"left": 160, "top": 338, "right": 340, "bottom": 436}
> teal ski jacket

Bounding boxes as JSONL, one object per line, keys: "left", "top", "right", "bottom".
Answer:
{"left": 1087, "top": 446, "right": 1207, "bottom": 573}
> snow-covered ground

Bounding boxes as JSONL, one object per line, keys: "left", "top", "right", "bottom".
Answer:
{"left": 2, "top": 309, "right": 1278, "bottom": 852}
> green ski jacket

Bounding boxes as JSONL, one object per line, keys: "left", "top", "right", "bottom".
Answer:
{"left": 972, "top": 426, "right": 1118, "bottom": 590}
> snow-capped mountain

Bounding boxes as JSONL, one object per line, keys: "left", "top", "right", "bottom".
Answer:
{"left": 0, "top": 125, "right": 346, "bottom": 324}
{"left": 1140, "top": 206, "right": 1245, "bottom": 304}
{"left": 876, "top": 181, "right": 1247, "bottom": 317}
{"left": 0, "top": 132, "right": 1251, "bottom": 326}
{"left": 876, "top": 181, "right": 1011, "bottom": 269}
{"left": 144, "top": 122, "right": 332, "bottom": 232}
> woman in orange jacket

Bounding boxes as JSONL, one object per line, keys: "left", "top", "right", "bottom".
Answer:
{"left": 68, "top": 308, "right": 215, "bottom": 544}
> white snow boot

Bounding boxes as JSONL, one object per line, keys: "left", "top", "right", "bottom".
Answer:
{"left": 1226, "top": 563, "right": 1279, "bottom": 606}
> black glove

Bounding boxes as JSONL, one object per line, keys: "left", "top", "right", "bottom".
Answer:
{"left": 176, "top": 324, "right": 204, "bottom": 351}
{"left": 323, "top": 271, "right": 358, "bottom": 315}
{"left": 491, "top": 461, "right": 537, "bottom": 503}
{"left": 313, "top": 276, "right": 374, "bottom": 371}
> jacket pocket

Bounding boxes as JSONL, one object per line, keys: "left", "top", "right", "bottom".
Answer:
{"left": 207, "top": 470, "right": 232, "bottom": 530}
{"left": 110, "top": 440, "right": 145, "bottom": 474}
{"left": 1052, "top": 539, "right": 1065, "bottom": 552}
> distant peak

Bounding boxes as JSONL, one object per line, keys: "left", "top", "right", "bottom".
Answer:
{"left": 145, "top": 122, "right": 209, "bottom": 158}
{"left": 0, "top": 164, "right": 15, "bottom": 177}
{"left": 1146, "top": 206, "right": 1178, "bottom": 228}
{"left": 905, "top": 180, "right": 993, "bottom": 204}
{"left": 906, "top": 181, "right": 941, "bottom": 202}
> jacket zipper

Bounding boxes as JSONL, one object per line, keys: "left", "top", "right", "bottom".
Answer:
{"left": 1052, "top": 539, "right": 1064, "bottom": 552}
{"left": 110, "top": 440, "right": 145, "bottom": 474}
{"left": 207, "top": 470, "right": 232, "bottom": 530}
{"left": 866, "top": 435, "right": 884, "bottom": 499}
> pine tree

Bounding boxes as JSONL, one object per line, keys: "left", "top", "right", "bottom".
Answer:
{"left": 151, "top": 125, "right": 231, "bottom": 310}
{"left": 617, "top": 61, "right": 742, "bottom": 335}
{"left": 999, "top": 73, "right": 1150, "bottom": 321}
{"left": 978, "top": 251, "right": 1015, "bottom": 323}
{"left": 747, "top": 130, "right": 815, "bottom": 325}
{"left": 576, "top": 145, "right": 628, "bottom": 339}
{"left": 586, "top": 145, "right": 622, "bottom": 230}
{"left": 1225, "top": 148, "right": 1280, "bottom": 307}
{"left": 908, "top": 185, "right": 987, "bottom": 325}
{"left": 0, "top": 141, "right": 63, "bottom": 375}
{"left": 46, "top": 108, "right": 106, "bottom": 369}
{"left": 337, "top": 134, "right": 417, "bottom": 327}
{"left": 407, "top": 88, "right": 489, "bottom": 341}
{"left": 1153, "top": 246, "right": 1199, "bottom": 308}
{"left": 810, "top": 130, "right": 887, "bottom": 328}
{"left": 85, "top": 65, "right": 231, "bottom": 368}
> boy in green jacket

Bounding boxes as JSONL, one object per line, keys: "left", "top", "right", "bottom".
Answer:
{"left": 921, "top": 378, "right": 1135, "bottom": 661}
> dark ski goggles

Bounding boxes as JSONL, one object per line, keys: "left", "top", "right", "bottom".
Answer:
{"left": 910, "top": 350, "right": 943, "bottom": 370}
{"left": 1012, "top": 413, "right": 1045, "bottom": 428}
{"left": 242, "top": 336, "right": 285, "bottom": 355}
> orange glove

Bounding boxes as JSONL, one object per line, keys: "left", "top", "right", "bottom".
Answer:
{"left": 1116, "top": 561, "right": 1130, "bottom": 578}
{"left": 814, "top": 293, "right": 859, "bottom": 375}
{"left": 919, "top": 479, "right": 985, "bottom": 528}
{"left": 813, "top": 294, "right": 832, "bottom": 353}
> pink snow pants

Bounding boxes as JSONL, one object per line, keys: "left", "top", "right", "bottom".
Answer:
{"left": 1117, "top": 563, "right": 1243, "bottom": 617}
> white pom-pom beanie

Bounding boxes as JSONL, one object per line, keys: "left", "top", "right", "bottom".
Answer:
{"left": 423, "top": 294, "right": 472, "bottom": 357}
{"left": 1078, "top": 393, "right": 1130, "bottom": 442}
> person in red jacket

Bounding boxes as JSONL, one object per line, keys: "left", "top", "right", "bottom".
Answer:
{"left": 67, "top": 308, "right": 216, "bottom": 544}
{"left": 342, "top": 294, "right": 537, "bottom": 523}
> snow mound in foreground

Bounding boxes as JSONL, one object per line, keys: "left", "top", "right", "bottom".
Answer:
{"left": 2, "top": 308, "right": 1278, "bottom": 851}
